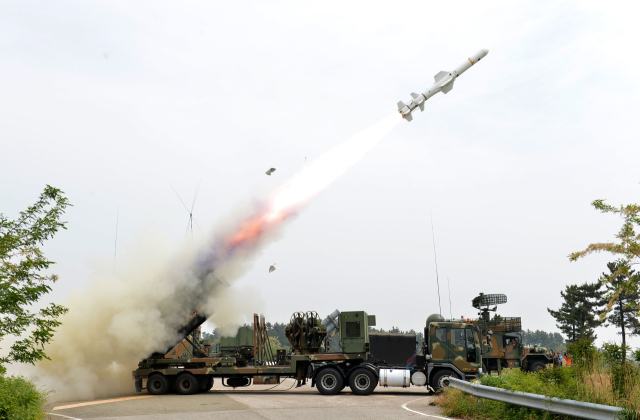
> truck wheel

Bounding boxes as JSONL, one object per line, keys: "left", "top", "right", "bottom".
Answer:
{"left": 431, "top": 369, "right": 459, "bottom": 392}
{"left": 316, "top": 368, "right": 343, "bottom": 395}
{"left": 199, "top": 376, "right": 214, "bottom": 392}
{"left": 529, "top": 361, "right": 546, "bottom": 373}
{"left": 349, "top": 368, "right": 377, "bottom": 396}
{"left": 175, "top": 373, "right": 199, "bottom": 395}
{"left": 147, "top": 374, "right": 170, "bottom": 395}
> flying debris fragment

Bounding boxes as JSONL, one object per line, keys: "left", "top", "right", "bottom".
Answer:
{"left": 269, "top": 264, "right": 276, "bottom": 273}
{"left": 265, "top": 168, "right": 276, "bottom": 176}
{"left": 397, "top": 49, "right": 489, "bottom": 122}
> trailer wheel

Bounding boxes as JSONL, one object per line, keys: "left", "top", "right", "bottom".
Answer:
{"left": 349, "top": 368, "right": 377, "bottom": 395}
{"left": 316, "top": 368, "right": 343, "bottom": 395}
{"left": 529, "top": 361, "right": 546, "bottom": 373}
{"left": 431, "top": 369, "right": 459, "bottom": 392}
{"left": 175, "top": 373, "right": 199, "bottom": 395}
{"left": 147, "top": 374, "right": 170, "bottom": 395}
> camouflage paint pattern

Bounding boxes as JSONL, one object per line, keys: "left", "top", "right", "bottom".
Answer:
{"left": 427, "top": 322, "right": 482, "bottom": 374}
{"left": 470, "top": 315, "right": 553, "bottom": 370}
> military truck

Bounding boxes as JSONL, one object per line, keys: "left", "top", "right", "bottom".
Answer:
{"left": 132, "top": 310, "right": 486, "bottom": 396}
{"left": 469, "top": 293, "right": 553, "bottom": 374}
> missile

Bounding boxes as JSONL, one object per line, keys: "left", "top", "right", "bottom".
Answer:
{"left": 397, "top": 49, "right": 489, "bottom": 122}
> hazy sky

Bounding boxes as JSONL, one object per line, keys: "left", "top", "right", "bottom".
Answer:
{"left": 2, "top": 1, "right": 639, "bottom": 347}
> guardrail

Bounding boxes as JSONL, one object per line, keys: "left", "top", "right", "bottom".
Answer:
{"left": 448, "top": 377, "right": 623, "bottom": 420}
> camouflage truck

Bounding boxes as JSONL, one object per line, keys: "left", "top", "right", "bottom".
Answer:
{"left": 132, "top": 310, "right": 485, "bottom": 396}
{"left": 469, "top": 293, "right": 553, "bottom": 374}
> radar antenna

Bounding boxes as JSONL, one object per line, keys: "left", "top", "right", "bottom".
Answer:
{"left": 472, "top": 293, "right": 507, "bottom": 322}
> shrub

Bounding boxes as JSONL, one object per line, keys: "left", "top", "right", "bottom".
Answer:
{"left": 0, "top": 374, "right": 48, "bottom": 420}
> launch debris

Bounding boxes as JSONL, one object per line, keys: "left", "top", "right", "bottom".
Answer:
{"left": 265, "top": 168, "right": 276, "bottom": 176}
{"left": 269, "top": 264, "right": 276, "bottom": 273}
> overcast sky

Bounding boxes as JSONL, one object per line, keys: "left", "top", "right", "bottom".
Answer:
{"left": 2, "top": 1, "right": 639, "bottom": 347}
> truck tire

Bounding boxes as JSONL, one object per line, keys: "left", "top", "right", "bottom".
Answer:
{"left": 147, "top": 374, "right": 170, "bottom": 395}
{"left": 348, "top": 368, "right": 377, "bottom": 396}
{"left": 529, "top": 361, "right": 546, "bottom": 373}
{"left": 431, "top": 369, "right": 459, "bottom": 392}
{"left": 175, "top": 373, "right": 199, "bottom": 395}
{"left": 199, "top": 376, "right": 214, "bottom": 392}
{"left": 316, "top": 368, "right": 344, "bottom": 395}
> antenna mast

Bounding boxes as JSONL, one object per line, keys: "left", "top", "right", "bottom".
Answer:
{"left": 430, "top": 210, "right": 442, "bottom": 316}
{"left": 113, "top": 207, "right": 119, "bottom": 274}
{"left": 170, "top": 182, "right": 203, "bottom": 241}
{"left": 447, "top": 278, "right": 453, "bottom": 320}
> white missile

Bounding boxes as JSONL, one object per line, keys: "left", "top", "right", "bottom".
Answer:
{"left": 397, "top": 49, "right": 489, "bottom": 122}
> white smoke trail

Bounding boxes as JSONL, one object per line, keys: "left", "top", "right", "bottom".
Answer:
{"left": 271, "top": 113, "right": 401, "bottom": 214}
{"left": 32, "top": 113, "right": 401, "bottom": 401}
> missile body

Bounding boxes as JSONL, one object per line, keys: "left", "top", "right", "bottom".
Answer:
{"left": 397, "top": 49, "right": 489, "bottom": 122}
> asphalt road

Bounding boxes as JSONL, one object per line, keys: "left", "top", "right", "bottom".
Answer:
{"left": 45, "top": 379, "right": 450, "bottom": 420}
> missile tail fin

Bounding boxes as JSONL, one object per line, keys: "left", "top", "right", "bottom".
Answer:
{"left": 410, "top": 92, "right": 419, "bottom": 99}
{"left": 404, "top": 113, "right": 413, "bottom": 122}
{"left": 397, "top": 101, "right": 406, "bottom": 111}
{"left": 434, "top": 71, "right": 449, "bottom": 82}
{"left": 441, "top": 81, "right": 455, "bottom": 94}
{"left": 418, "top": 103, "right": 424, "bottom": 112}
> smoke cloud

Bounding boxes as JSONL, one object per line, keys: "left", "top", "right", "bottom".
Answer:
{"left": 32, "top": 113, "right": 400, "bottom": 401}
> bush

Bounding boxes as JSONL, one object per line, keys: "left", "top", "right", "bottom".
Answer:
{"left": 436, "top": 364, "right": 639, "bottom": 420}
{"left": 0, "top": 374, "right": 48, "bottom": 420}
{"left": 601, "top": 343, "right": 638, "bottom": 400}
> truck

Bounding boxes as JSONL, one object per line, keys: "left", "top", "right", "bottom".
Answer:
{"left": 132, "top": 310, "right": 487, "bottom": 396}
{"left": 469, "top": 293, "right": 553, "bottom": 374}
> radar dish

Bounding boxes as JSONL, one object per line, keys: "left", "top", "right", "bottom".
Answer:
{"left": 472, "top": 293, "right": 507, "bottom": 309}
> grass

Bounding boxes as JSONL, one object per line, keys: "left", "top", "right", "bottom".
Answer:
{"left": 435, "top": 365, "right": 640, "bottom": 420}
{"left": 0, "top": 374, "right": 48, "bottom": 420}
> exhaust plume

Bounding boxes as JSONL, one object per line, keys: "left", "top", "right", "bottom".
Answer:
{"left": 34, "top": 113, "right": 400, "bottom": 401}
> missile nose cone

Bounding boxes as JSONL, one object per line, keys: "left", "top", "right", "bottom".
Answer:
{"left": 481, "top": 48, "right": 489, "bottom": 56}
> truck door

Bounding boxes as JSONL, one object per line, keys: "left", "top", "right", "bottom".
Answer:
{"left": 450, "top": 328, "right": 466, "bottom": 361}
{"left": 451, "top": 328, "right": 477, "bottom": 363}
{"left": 430, "top": 326, "right": 451, "bottom": 361}
{"left": 465, "top": 328, "right": 478, "bottom": 363}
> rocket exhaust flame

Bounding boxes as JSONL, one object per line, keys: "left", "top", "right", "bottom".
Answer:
{"left": 198, "top": 112, "right": 401, "bottom": 272}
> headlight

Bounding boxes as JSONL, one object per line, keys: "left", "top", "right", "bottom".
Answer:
{"left": 478, "top": 367, "right": 483, "bottom": 374}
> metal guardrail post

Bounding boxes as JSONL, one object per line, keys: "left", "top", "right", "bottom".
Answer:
{"left": 448, "top": 377, "right": 623, "bottom": 420}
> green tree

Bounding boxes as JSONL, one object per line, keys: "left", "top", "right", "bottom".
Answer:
{"left": 600, "top": 261, "right": 640, "bottom": 359}
{"left": 547, "top": 282, "right": 604, "bottom": 343}
{"left": 0, "top": 186, "right": 70, "bottom": 370}
{"left": 569, "top": 199, "right": 640, "bottom": 318}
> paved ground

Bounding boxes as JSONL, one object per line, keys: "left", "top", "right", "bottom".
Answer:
{"left": 45, "top": 379, "right": 450, "bottom": 420}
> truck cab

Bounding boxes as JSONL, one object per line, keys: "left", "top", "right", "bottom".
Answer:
{"left": 419, "top": 318, "right": 483, "bottom": 389}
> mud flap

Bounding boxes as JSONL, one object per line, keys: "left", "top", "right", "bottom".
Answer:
{"left": 135, "top": 377, "right": 142, "bottom": 393}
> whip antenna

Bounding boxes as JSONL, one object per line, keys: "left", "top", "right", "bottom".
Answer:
{"left": 113, "top": 207, "right": 119, "bottom": 274}
{"left": 430, "top": 210, "right": 441, "bottom": 316}
{"left": 447, "top": 277, "right": 453, "bottom": 320}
